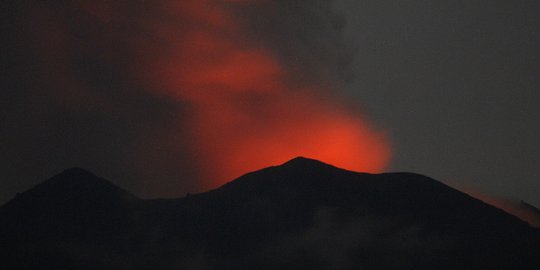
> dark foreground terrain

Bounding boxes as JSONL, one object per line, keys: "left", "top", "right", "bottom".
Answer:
{"left": 1, "top": 157, "right": 539, "bottom": 269}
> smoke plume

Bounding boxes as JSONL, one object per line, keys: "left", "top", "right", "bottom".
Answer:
{"left": 1, "top": 0, "right": 390, "bottom": 198}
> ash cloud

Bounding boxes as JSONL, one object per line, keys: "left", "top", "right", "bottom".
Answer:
{"left": 0, "top": 0, "right": 387, "bottom": 203}
{"left": 236, "top": 0, "right": 356, "bottom": 86}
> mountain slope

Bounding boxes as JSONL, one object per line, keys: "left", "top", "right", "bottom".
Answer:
{"left": 0, "top": 168, "right": 141, "bottom": 270}
{"left": 1, "top": 158, "right": 539, "bottom": 270}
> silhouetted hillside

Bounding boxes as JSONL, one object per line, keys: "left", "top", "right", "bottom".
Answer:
{"left": 1, "top": 157, "right": 539, "bottom": 270}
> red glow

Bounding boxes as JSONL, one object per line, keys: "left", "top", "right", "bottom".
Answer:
{"left": 137, "top": 0, "right": 391, "bottom": 188}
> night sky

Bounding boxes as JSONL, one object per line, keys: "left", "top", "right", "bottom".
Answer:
{"left": 1, "top": 0, "right": 539, "bottom": 207}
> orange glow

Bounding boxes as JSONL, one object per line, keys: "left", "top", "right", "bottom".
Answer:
{"left": 137, "top": 0, "right": 391, "bottom": 188}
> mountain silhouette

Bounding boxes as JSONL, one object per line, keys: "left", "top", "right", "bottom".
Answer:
{"left": 1, "top": 157, "right": 539, "bottom": 270}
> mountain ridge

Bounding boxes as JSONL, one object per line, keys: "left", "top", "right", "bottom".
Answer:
{"left": 1, "top": 157, "right": 539, "bottom": 270}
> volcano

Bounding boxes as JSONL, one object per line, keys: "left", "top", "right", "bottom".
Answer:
{"left": 1, "top": 157, "right": 539, "bottom": 270}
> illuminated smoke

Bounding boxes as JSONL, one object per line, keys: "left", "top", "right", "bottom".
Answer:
{"left": 133, "top": 0, "right": 390, "bottom": 188}
{"left": 15, "top": 0, "right": 390, "bottom": 194}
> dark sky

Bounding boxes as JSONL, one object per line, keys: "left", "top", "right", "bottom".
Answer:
{"left": 1, "top": 0, "right": 539, "bottom": 207}
{"left": 334, "top": 0, "right": 540, "bottom": 206}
